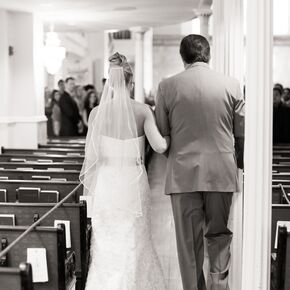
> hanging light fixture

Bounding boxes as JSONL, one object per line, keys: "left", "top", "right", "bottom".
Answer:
{"left": 44, "top": 27, "right": 66, "bottom": 75}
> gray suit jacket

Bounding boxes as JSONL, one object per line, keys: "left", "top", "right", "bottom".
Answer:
{"left": 155, "top": 62, "right": 245, "bottom": 194}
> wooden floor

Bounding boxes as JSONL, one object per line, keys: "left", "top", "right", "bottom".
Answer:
{"left": 148, "top": 153, "right": 183, "bottom": 290}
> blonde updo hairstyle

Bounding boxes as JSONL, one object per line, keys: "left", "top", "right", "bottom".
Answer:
{"left": 108, "top": 52, "right": 134, "bottom": 86}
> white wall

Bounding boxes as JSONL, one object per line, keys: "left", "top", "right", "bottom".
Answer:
{"left": 8, "top": 11, "right": 37, "bottom": 116}
{"left": 0, "top": 10, "right": 46, "bottom": 148}
{"left": 273, "top": 44, "right": 290, "bottom": 87}
{"left": 0, "top": 9, "right": 9, "bottom": 117}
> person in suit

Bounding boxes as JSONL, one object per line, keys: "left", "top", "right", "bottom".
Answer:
{"left": 273, "top": 86, "right": 283, "bottom": 144}
{"left": 155, "top": 34, "right": 245, "bottom": 290}
{"left": 280, "top": 88, "right": 290, "bottom": 143}
{"left": 59, "top": 77, "right": 82, "bottom": 136}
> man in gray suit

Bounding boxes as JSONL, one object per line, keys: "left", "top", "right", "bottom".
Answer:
{"left": 155, "top": 34, "right": 244, "bottom": 290}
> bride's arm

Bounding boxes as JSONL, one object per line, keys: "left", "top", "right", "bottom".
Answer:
{"left": 144, "top": 106, "right": 170, "bottom": 154}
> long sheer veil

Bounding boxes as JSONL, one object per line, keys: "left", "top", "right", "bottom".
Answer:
{"left": 79, "top": 66, "right": 143, "bottom": 217}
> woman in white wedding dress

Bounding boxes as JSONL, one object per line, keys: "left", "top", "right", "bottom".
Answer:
{"left": 80, "top": 52, "right": 170, "bottom": 290}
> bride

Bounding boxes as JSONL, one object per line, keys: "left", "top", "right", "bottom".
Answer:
{"left": 80, "top": 52, "right": 170, "bottom": 290}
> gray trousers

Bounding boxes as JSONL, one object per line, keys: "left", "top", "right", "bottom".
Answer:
{"left": 171, "top": 192, "right": 233, "bottom": 290}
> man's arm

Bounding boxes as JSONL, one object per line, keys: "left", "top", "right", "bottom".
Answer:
{"left": 155, "top": 83, "right": 170, "bottom": 136}
{"left": 155, "top": 82, "right": 170, "bottom": 157}
{"left": 233, "top": 81, "right": 245, "bottom": 170}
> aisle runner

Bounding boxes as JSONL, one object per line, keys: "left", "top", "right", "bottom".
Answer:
{"left": 147, "top": 153, "right": 183, "bottom": 290}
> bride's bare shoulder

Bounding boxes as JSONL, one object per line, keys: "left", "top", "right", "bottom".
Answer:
{"left": 131, "top": 100, "right": 151, "bottom": 117}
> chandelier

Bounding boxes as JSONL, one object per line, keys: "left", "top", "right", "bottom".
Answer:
{"left": 44, "top": 30, "right": 66, "bottom": 75}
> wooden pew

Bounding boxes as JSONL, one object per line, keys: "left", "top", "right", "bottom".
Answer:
{"left": 273, "top": 164, "right": 290, "bottom": 173}
{"left": 272, "top": 226, "right": 290, "bottom": 290}
{"left": 273, "top": 151, "right": 290, "bottom": 157}
{"left": 0, "top": 262, "right": 33, "bottom": 290}
{"left": 0, "top": 180, "right": 82, "bottom": 202}
{"left": 39, "top": 144, "right": 85, "bottom": 150}
{"left": 273, "top": 173, "right": 290, "bottom": 181}
{"left": 0, "top": 162, "right": 82, "bottom": 171}
{"left": 0, "top": 169, "right": 80, "bottom": 181}
{"left": 273, "top": 180, "right": 290, "bottom": 186}
{"left": 47, "top": 139, "right": 85, "bottom": 145}
{"left": 1, "top": 147, "right": 84, "bottom": 156}
{"left": 0, "top": 225, "right": 75, "bottom": 290}
{"left": 0, "top": 202, "right": 90, "bottom": 289}
{"left": 274, "top": 144, "right": 290, "bottom": 150}
{"left": 272, "top": 205, "right": 290, "bottom": 251}
{"left": 273, "top": 156, "right": 290, "bottom": 164}
{"left": 0, "top": 153, "right": 84, "bottom": 163}
{"left": 272, "top": 185, "right": 290, "bottom": 204}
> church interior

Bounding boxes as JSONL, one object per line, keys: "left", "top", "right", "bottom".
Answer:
{"left": 0, "top": 0, "right": 289, "bottom": 289}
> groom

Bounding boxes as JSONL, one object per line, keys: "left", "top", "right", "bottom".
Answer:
{"left": 155, "top": 34, "right": 244, "bottom": 290}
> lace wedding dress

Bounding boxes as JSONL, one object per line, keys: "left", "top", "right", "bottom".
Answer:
{"left": 80, "top": 55, "right": 168, "bottom": 290}
{"left": 84, "top": 135, "right": 166, "bottom": 290}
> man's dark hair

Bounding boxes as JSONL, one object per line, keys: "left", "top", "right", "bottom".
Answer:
{"left": 65, "top": 77, "right": 75, "bottom": 83}
{"left": 180, "top": 34, "right": 211, "bottom": 64}
{"left": 57, "top": 79, "right": 64, "bottom": 86}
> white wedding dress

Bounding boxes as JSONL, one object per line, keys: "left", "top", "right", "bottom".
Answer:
{"left": 84, "top": 135, "right": 166, "bottom": 290}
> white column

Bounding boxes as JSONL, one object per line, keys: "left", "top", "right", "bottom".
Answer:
{"left": 212, "top": 0, "right": 244, "bottom": 83}
{"left": 0, "top": 11, "right": 46, "bottom": 149}
{"left": 133, "top": 28, "right": 146, "bottom": 103}
{"left": 0, "top": 10, "right": 9, "bottom": 117}
{"left": 103, "top": 31, "right": 112, "bottom": 80}
{"left": 242, "top": 0, "right": 273, "bottom": 289}
{"left": 143, "top": 28, "right": 153, "bottom": 96}
{"left": 212, "top": 1, "right": 244, "bottom": 289}
{"left": 198, "top": 12, "right": 212, "bottom": 39}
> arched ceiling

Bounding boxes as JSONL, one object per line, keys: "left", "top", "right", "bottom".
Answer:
{"left": 0, "top": 0, "right": 212, "bottom": 32}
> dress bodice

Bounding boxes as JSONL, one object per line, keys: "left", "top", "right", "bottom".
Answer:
{"left": 99, "top": 135, "right": 145, "bottom": 159}
{"left": 85, "top": 133, "right": 166, "bottom": 290}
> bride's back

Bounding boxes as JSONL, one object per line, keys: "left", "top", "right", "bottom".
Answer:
{"left": 88, "top": 100, "right": 147, "bottom": 140}
{"left": 130, "top": 99, "right": 147, "bottom": 137}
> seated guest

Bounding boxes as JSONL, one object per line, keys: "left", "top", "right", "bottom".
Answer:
{"left": 274, "top": 83, "right": 283, "bottom": 93}
{"left": 82, "top": 91, "right": 99, "bottom": 133}
{"left": 84, "top": 84, "right": 95, "bottom": 94}
{"left": 51, "top": 90, "right": 61, "bottom": 136}
{"left": 282, "top": 88, "right": 290, "bottom": 103}
{"left": 59, "top": 77, "right": 82, "bottom": 136}
{"left": 45, "top": 89, "right": 54, "bottom": 137}
{"left": 83, "top": 84, "right": 96, "bottom": 104}
{"left": 281, "top": 88, "right": 290, "bottom": 143}
{"left": 273, "top": 86, "right": 283, "bottom": 144}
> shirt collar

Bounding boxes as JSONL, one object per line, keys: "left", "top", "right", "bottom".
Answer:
{"left": 185, "top": 62, "right": 209, "bottom": 70}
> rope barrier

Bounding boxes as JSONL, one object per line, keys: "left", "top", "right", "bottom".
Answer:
{"left": 0, "top": 183, "right": 82, "bottom": 259}
{"left": 279, "top": 183, "right": 290, "bottom": 205}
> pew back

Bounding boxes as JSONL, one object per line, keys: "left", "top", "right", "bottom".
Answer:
{"left": 0, "top": 226, "right": 66, "bottom": 290}
{"left": 272, "top": 205, "right": 290, "bottom": 251}
{"left": 0, "top": 154, "right": 84, "bottom": 163}
{"left": 0, "top": 169, "right": 79, "bottom": 181}
{"left": 0, "top": 202, "right": 87, "bottom": 280}
{"left": 0, "top": 263, "right": 33, "bottom": 290}
{"left": 0, "top": 162, "right": 82, "bottom": 171}
{"left": 0, "top": 180, "right": 82, "bottom": 202}
{"left": 1, "top": 147, "right": 84, "bottom": 155}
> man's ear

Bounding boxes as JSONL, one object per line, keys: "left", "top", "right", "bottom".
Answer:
{"left": 182, "top": 59, "right": 187, "bottom": 68}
